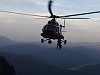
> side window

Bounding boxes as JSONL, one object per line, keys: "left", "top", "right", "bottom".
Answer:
{"left": 47, "top": 25, "right": 50, "bottom": 29}
{"left": 43, "top": 25, "right": 47, "bottom": 30}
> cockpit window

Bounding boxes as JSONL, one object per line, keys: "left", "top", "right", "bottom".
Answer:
{"left": 48, "top": 19, "right": 59, "bottom": 26}
{"left": 43, "top": 24, "right": 57, "bottom": 31}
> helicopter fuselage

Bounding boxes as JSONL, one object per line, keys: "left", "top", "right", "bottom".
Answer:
{"left": 41, "top": 19, "right": 67, "bottom": 49}
{"left": 41, "top": 29, "right": 64, "bottom": 39}
{"left": 41, "top": 20, "right": 64, "bottom": 40}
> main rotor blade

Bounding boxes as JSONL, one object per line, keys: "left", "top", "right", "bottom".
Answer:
{"left": 0, "top": 10, "right": 49, "bottom": 17}
{"left": 61, "top": 17, "right": 90, "bottom": 19}
{"left": 61, "top": 11, "right": 100, "bottom": 17}
{"left": 48, "top": 0, "right": 54, "bottom": 16}
{"left": 62, "top": 31, "right": 67, "bottom": 32}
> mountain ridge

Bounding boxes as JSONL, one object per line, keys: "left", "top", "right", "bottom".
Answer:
{"left": 0, "top": 43, "right": 100, "bottom": 69}
{"left": 76, "top": 64, "right": 100, "bottom": 75}
{"left": 0, "top": 51, "right": 93, "bottom": 75}
{"left": 0, "top": 36, "right": 19, "bottom": 47}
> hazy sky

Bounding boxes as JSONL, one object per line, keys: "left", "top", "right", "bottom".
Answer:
{"left": 0, "top": 0, "right": 100, "bottom": 42}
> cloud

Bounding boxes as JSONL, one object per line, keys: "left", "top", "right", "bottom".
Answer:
{"left": 64, "top": 19, "right": 100, "bottom": 42}
{"left": 0, "top": 0, "right": 100, "bottom": 42}
{"left": 1, "top": 0, "right": 100, "bottom": 14}
{"left": 0, "top": 0, "right": 48, "bottom": 14}
{"left": 55, "top": 0, "right": 100, "bottom": 12}
{"left": 0, "top": 0, "right": 47, "bottom": 7}
{"left": 0, "top": 12, "right": 100, "bottom": 42}
{"left": 0, "top": 12, "right": 48, "bottom": 42}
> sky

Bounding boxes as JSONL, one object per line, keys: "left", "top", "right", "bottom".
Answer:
{"left": 0, "top": 0, "right": 100, "bottom": 42}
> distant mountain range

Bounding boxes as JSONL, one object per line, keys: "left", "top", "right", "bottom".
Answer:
{"left": 0, "top": 36, "right": 19, "bottom": 47}
{"left": 1, "top": 43, "right": 100, "bottom": 69}
{"left": 0, "top": 36, "right": 100, "bottom": 75}
{"left": 0, "top": 51, "right": 94, "bottom": 75}
{"left": 76, "top": 64, "right": 100, "bottom": 75}
{"left": 0, "top": 55, "right": 16, "bottom": 75}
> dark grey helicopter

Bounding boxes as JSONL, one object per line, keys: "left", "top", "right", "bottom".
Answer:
{"left": 41, "top": 18, "right": 67, "bottom": 49}
{"left": 40, "top": 0, "right": 100, "bottom": 49}
{"left": 0, "top": 0, "right": 100, "bottom": 49}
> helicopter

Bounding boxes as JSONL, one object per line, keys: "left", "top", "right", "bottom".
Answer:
{"left": 0, "top": 0, "right": 100, "bottom": 49}
{"left": 40, "top": 0, "right": 100, "bottom": 49}
{"left": 41, "top": 18, "right": 67, "bottom": 49}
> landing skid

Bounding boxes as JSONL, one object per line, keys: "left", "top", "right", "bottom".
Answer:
{"left": 41, "top": 39, "right": 67, "bottom": 44}
{"left": 41, "top": 39, "right": 52, "bottom": 44}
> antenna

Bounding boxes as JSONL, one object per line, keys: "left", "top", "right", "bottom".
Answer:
{"left": 61, "top": 19, "right": 67, "bottom": 32}
{"left": 63, "top": 19, "right": 65, "bottom": 28}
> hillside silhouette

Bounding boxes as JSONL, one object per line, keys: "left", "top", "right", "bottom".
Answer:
{"left": 0, "top": 55, "right": 16, "bottom": 75}
{"left": 76, "top": 64, "right": 100, "bottom": 75}
{"left": 1, "top": 43, "right": 100, "bottom": 69}
{"left": 0, "top": 36, "right": 100, "bottom": 75}
{"left": 0, "top": 51, "right": 94, "bottom": 75}
{"left": 0, "top": 36, "right": 19, "bottom": 47}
